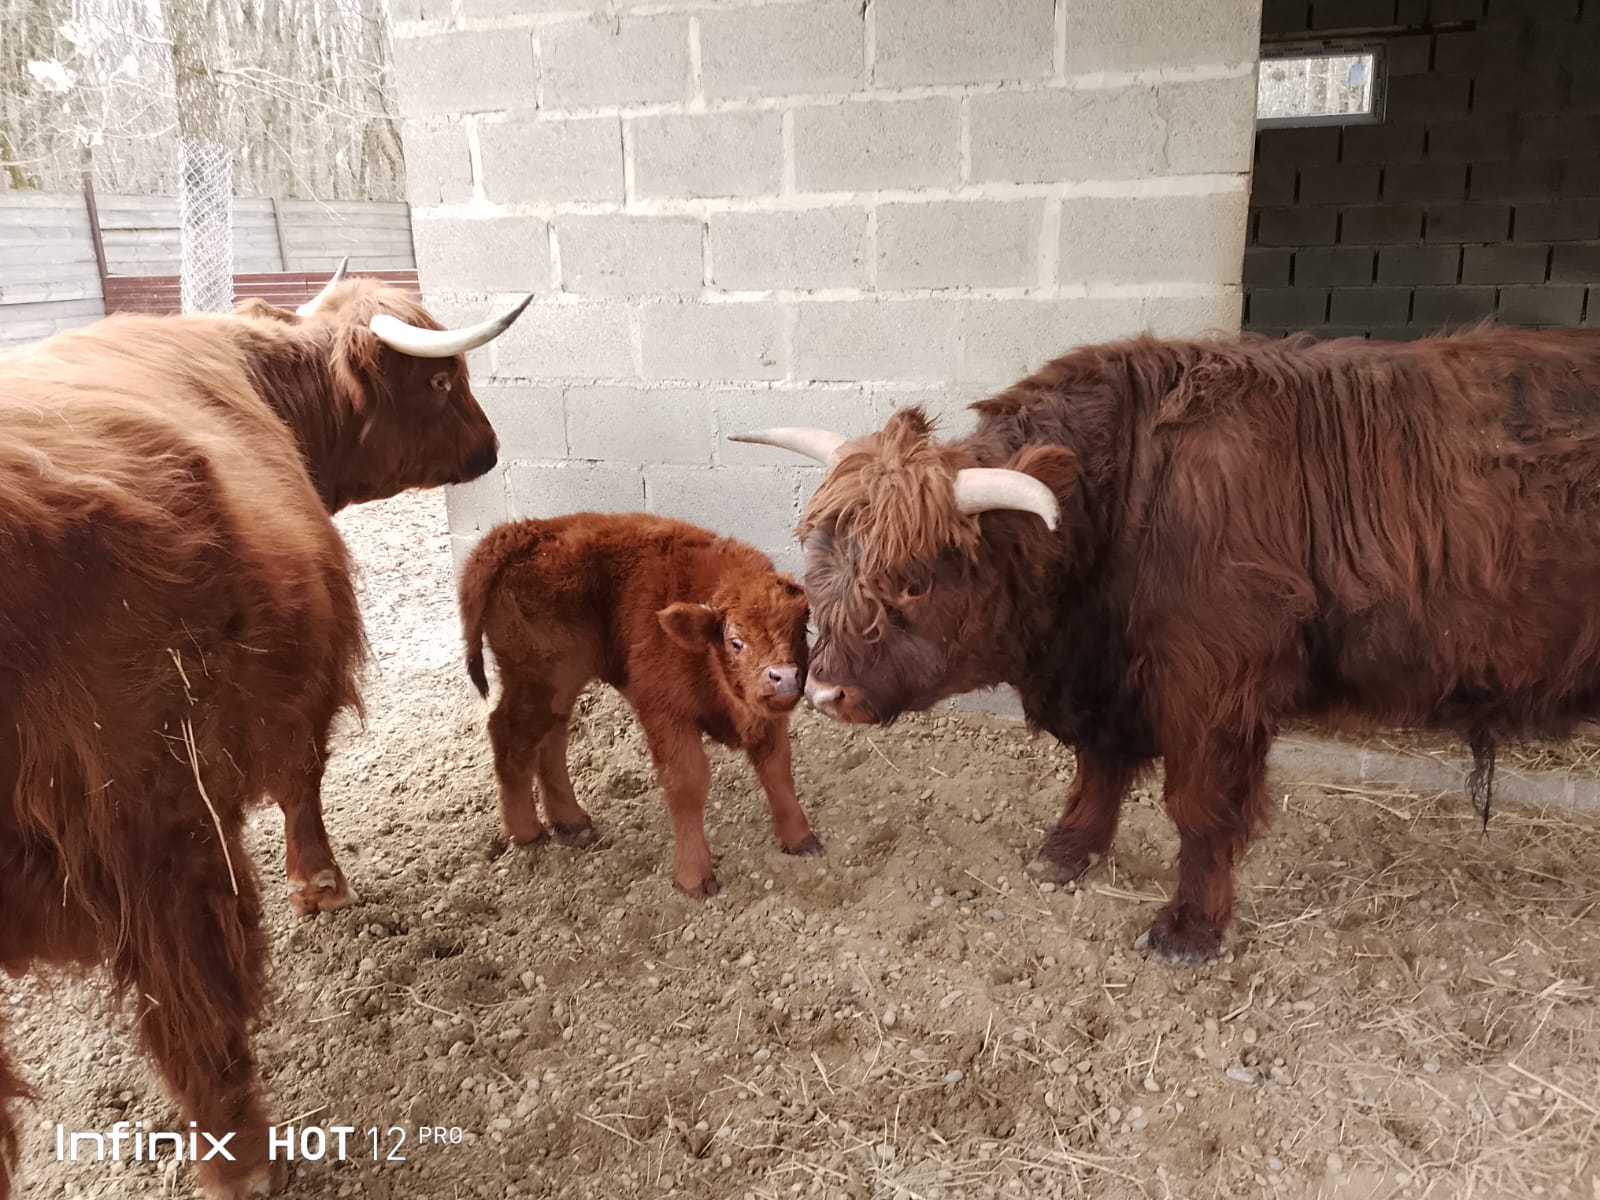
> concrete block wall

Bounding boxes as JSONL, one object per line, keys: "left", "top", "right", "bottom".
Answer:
{"left": 1246, "top": 0, "right": 1600, "bottom": 341}
{"left": 392, "top": 0, "right": 1264, "bottom": 579}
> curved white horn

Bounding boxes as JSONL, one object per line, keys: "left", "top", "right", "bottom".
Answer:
{"left": 368, "top": 293, "right": 535, "bottom": 359}
{"left": 727, "top": 427, "right": 849, "bottom": 467}
{"left": 952, "top": 467, "right": 1060, "bottom": 531}
{"left": 296, "top": 256, "right": 349, "bottom": 316}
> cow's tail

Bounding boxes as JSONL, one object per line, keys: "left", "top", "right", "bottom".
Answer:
{"left": 458, "top": 523, "right": 525, "bottom": 699}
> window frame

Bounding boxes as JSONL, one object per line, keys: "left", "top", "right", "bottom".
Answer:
{"left": 1255, "top": 41, "right": 1388, "bottom": 129}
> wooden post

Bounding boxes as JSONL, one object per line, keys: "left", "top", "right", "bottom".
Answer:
{"left": 81, "top": 172, "right": 110, "bottom": 290}
{"left": 270, "top": 196, "right": 292, "bottom": 271}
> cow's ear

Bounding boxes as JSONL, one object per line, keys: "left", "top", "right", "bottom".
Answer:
{"left": 1010, "top": 444, "right": 1080, "bottom": 500}
{"left": 658, "top": 603, "right": 722, "bottom": 650}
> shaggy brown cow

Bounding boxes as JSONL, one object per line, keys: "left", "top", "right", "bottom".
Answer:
{"left": 736, "top": 325, "right": 1600, "bottom": 966}
{"left": 0, "top": 267, "right": 530, "bottom": 1199}
{"left": 458, "top": 513, "right": 820, "bottom": 896}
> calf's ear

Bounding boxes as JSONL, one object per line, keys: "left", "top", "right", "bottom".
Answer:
{"left": 658, "top": 603, "right": 722, "bottom": 650}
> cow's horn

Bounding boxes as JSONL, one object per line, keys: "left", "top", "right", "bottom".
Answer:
{"left": 368, "top": 293, "right": 536, "bottom": 359}
{"left": 952, "top": 468, "right": 1060, "bottom": 531}
{"left": 727, "top": 427, "right": 849, "bottom": 467}
{"left": 296, "top": 256, "right": 350, "bottom": 317}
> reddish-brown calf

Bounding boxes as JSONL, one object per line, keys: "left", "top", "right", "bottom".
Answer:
{"left": 459, "top": 513, "right": 820, "bottom": 895}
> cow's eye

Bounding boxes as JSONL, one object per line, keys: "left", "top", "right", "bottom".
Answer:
{"left": 729, "top": 637, "right": 745, "bottom": 652}
{"left": 430, "top": 371, "right": 451, "bottom": 393}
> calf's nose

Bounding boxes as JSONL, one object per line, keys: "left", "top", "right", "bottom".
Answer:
{"left": 766, "top": 665, "right": 801, "bottom": 697}
{"left": 806, "top": 679, "right": 843, "bottom": 710}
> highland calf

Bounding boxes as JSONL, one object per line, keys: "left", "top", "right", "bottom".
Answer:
{"left": 459, "top": 513, "right": 820, "bottom": 896}
{"left": 0, "top": 265, "right": 530, "bottom": 1199}
{"left": 738, "top": 325, "right": 1600, "bottom": 966}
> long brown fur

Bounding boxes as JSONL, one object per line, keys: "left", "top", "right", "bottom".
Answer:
{"left": 793, "top": 324, "right": 1600, "bottom": 965}
{"left": 459, "top": 513, "right": 820, "bottom": 897}
{"left": 0, "top": 279, "right": 502, "bottom": 1199}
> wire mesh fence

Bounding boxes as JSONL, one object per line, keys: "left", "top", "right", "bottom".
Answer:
{"left": 178, "top": 139, "right": 235, "bottom": 314}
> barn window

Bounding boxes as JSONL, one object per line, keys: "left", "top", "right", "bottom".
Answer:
{"left": 1257, "top": 46, "right": 1383, "bottom": 127}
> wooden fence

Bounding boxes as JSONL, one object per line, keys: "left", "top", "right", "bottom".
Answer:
{"left": 0, "top": 184, "right": 417, "bottom": 348}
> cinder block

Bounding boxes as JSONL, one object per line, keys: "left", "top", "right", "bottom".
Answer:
{"left": 1384, "top": 73, "right": 1471, "bottom": 120}
{"left": 1061, "top": 191, "right": 1249, "bottom": 285}
{"left": 1472, "top": 71, "right": 1567, "bottom": 114}
{"left": 1496, "top": 285, "right": 1587, "bottom": 326}
{"left": 1062, "top": 0, "right": 1260, "bottom": 72}
{"left": 1256, "top": 206, "right": 1339, "bottom": 247}
{"left": 1550, "top": 243, "right": 1600, "bottom": 284}
{"left": 793, "top": 300, "right": 960, "bottom": 382}
{"left": 1311, "top": 0, "right": 1394, "bottom": 28}
{"left": 969, "top": 87, "right": 1163, "bottom": 185}
{"left": 1247, "top": 288, "right": 1330, "bottom": 328}
{"left": 1256, "top": 126, "right": 1341, "bottom": 165}
{"left": 1560, "top": 160, "right": 1600, "bottom": 200}
{"left": 877, "top": 199, "right": 1044, "bottom": 290}
{"left": 538, "top": 15, "right": 691, "bottom": 109}
{"left": 1259, "top": 0, "right": 1309, "bottom": 36}
{"left": 631, "top": 112, "right": 782, "bottom": 199}
{"left": 1382, "top": 163, "right": 1467, "bottom": 205}
{"left": 555, "top": 215, "right": 703, "bottom": 297}
{"left": 1330, "top": 287, "right": 1411, "bottom": 325}
{"left": 708, "top": 208, "right": 870, "bottom": 292}
{"left": 565, "top": 384, "right": 714, "bottom": 463}
{"left": 1425, "top": 204, "right": 1511, "bottom": 243}
{"left": 1519, "top": 115, "right": 1600, "bottom": 160}
{"left": 643, "top": 465, "right": 802, "bottom": 570}
{"left": 638, "top": 302, "right": 785, "bottom": 381}
{"left": 1411, "top": 286, "right": 1496, "bottom": 326}
{"left": 1462, "top": 244, "right": 1551, "bottom": 284}
{"left": 1243, "top": 249, "right": 1292, "bottom": 288}
{"left": 1471, "top": 160, "right": 1563, "bottom": 202}
{"left": 874, "top": 0, "right": 1053, "bottom": 86}
{"left": 478, "top": 116, "right": 624, "bottom": 204}
{"left": 1427, "top": 116, "right": 1517, "bottom": 163}
{"left": 393, "top": 30, "right": 534, "bottom": 117}
{"left": 1485, "top": 0, "right": 1579, "bottom": 20}
{"left": 475, "top": 383, "right": 568, "bottom": 460}
{"left": 699, "top": 2, "right": 863, "bottom": 98}
{"left": 793, "top": 98, "right": 959, "bottom": 192}
{"left": 490, "top": 302, "right": 634, "bottom": 379}
{"left": 1251, "top": 164, "right": 1297, "bottom": 206}
{"left": 716, "top": 386, "right": 877, "bottom": 466}
{"left": 401, "top": 121, "right": 473, "bottom": 205}
{"left": 1514, "top": 201, "right": 1600, "bottom": 243}
{"left": 1432, "top": 29, "right": 1500, "bottom": 73}
{"left": 1159, "top": 75, "right": 1257, "bottom": 176}
{"left": 1386, "top": 34, "right": 1433, "bottom": 74}
{"left": 1294, "top": 247, "right": 1375, "bottom": 286}
{"left": 957, "top": 298, "right": 1147, "bottom": 385}
{"left": 445, "top": 472, "right": 509, "bottom": 536}
{"left": 1141, "top": 292, "right": 1244, "bottom": 338}
{"left": 507, "top": 461, "right": 645, "bottom": 518}
{"left": 1341, "top": 206, "right": 1423, "bottom": 244}
{"left": 1299, "top": 165, "right": 1381, "bottom": 205}
{"left": 1338, "top": 122, "right": 1424, "bottom": 166}
{"left": 451, "top": 533, "right": 481, "bottom": 579}
{"left": 414, "top": 216, "right": 550, "bottom": 295}
{"left": 1376, "top": 245, "right": 1461, "bottom": 285}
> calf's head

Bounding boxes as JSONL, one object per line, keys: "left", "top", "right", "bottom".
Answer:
{"left": 659, "top": 571, "right": 810, "bottom": 715}
{"left": 732, "top": 409, "right": 1072, "bottom": 725}
{"left": 269, "top": 262, "right": 531, "bottom": 508}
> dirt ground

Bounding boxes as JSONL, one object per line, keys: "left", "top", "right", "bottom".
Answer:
{"left": 6, "top": 489, "right": 1600, "bottom": 1200}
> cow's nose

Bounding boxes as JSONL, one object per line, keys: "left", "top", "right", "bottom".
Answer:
{"left": 806, "top": 679, "right": 843, "bottom": 710}
{"left": 766, "top": 666, "right": 801, "bottom": 697}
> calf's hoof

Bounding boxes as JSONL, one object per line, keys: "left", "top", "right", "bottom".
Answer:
{"left": 288, "top": 869, "right": 358, "bottom": 917}
{"left": 783, "top": 833, "right": 825, "bottom": 857}
{"left": 1135, "top": 908, "right": 1223, "bottom": 966}
{"left": 1024, "top": 848, "right": 1098, "bottom": 886}
{"left": 676, "top": 872, "right": 720, "bottom": 899}
{"left": 553, "top": 821, "right": 597, "bottom": 848}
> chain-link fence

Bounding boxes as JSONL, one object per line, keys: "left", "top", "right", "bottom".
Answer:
{"left": 178, "top": 139, "right": 235, "bottom": 314}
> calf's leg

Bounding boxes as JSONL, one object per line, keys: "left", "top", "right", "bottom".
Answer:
{"left": 118, "top": 832, "right": 282, "bottom": 1198}
{"left": 642, "top": 722, "right": 718, "bottom": 896}
{"left": 275, "top": 750, "right": 355, "bottom": 917}
{"left": 1026, "top": 749, "right": 1140, "bottom": 884}
{"left": 746, "top": 721, "right": 821, "bottom": 855}
{"left": 1143, "top": 729, "right": 1272, "bottom": 966}
{"left": 488, "top": 679, "right": 565, "bottom": 846}
{"left": 530, "top": 671, "right": 595, "bottom": 846}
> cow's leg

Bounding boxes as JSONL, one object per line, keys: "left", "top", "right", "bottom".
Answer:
{"left": 119, "top": 836, "right": 282, "bottom": 1199}
{"left": 534, "top": 684, "right": 595, "bottom": 847}
{"left": 641, "top": 722, "right": 717, "bottom": 897}
{"left": 488, "top": 679, "right": 562, "bottom": 846}
{"left": 746, "top": 721, "right": 821, "bottom": 856}
{"left": 273, "top": 716, "right": 353, "bottom": 916}
{"left": 1143, "top": 729, "right": 1272, "bottom": 966}
{"left": 1026, "top": 749, "right": 1139, "bottom": 884}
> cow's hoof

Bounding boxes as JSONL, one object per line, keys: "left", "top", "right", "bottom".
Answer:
{"left": 553, "top": 821, "right": 597, "bottom": 848}
{"left": 202, "top": 1158, "right": 285, "bottom": 1199}
{"left": 288, "top": 870, "right": 358, "bottom": 917}
{"left": 677, "top": 873, "right": 720, "bottom": 898}
{"left": 783, "top": 833, "right": 825, "bottom": 857}
{"left": 1024, "top": 850, "right": 1096, "bottom": 886}
{"left": 1136, "top": 912, "right": 1223, "bottom": 966}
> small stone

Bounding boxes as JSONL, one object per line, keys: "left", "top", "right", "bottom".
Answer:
{"left": 944, "top": 1069, "right": 964, "bottom": 1084}
{"left": 882, "top": 1007, "right": 897, "bottom": 1028}
{"left": 737, "top": 952, "right": 755, "bottom": 968}
{"left": 1242, "top": 1028, "right": 1258, "bottom": 1045}
{"left": 1226, "top": 1067, "right": 1256, "bottom": 1085}
{"left": 984, "top": 909, "right": 1006, "bottom": 922}
{"left": 1143, "top": 1076, "right": 1159, "bottom": 1092}
{"left": 1049, "top": 1057, "right": 1072, "bottom": 1075}
{"left": 1107, "top": 1106, "right": 1122, "bottom": 1125}
{"left": 1326, "top": 1153, "right": 1344, "bottom": 1173}
{"left": 753, "top": 1048, "right": 771, "bottom": 1063}
{"left": 1267, "top": 1157, "right": 1283, "bottom": 1173}
{"left": 520, "top": 971, "right": 537, "bottom": 990}
{"left": 358, "top": 957, "right": 377, "bottom": 974}
{"left": 1423, "top": 1058, "right": 1440, "bottom": 1075}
